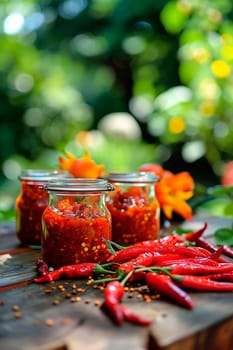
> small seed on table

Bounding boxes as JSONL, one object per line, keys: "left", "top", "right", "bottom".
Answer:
{"left": 45, "top": 319, "right": 54, "bottom": 326}
{"left": 12, "top": 305, "right": 20, "bottom": 312}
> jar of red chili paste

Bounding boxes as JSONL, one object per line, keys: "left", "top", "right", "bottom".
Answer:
{"left": 41, "top": 178, "right": 115, "bottom": 268}
{"left": 106, "top": 172, "right": 160, "bottom": 245}
{"left": 15, "top": 169, "right": 67, "bottom": 247}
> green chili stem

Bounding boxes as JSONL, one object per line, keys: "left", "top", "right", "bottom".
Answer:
{"left": 104, "top": 239, "right": 117, "bottom": 255}
{"left": 121, "top": 270, "right": 134, "bottom": 286}
{"left": 91, "top": 269, "right": 126, "bottom": 284}
{"left": 94, "top": 264, "right": 116, "bottom": 275}
{"left": 109, "top": 241, "right": 129, "bottom": 250}
{"left": 134, "top": 266, "right": 183, "bottom": 282}
{"left": 104, "top": 239, "right": 129, "bottom": 254}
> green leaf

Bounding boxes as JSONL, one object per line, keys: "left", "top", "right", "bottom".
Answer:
{"left": 173, "top": 227, "right": 192, "bottom": 235}
{"left": 207, "top": 185, "right": 233, "bottom": 197}
{"left": 214, "top": 228, "right": 233, "bottom": 246}
{"left": 224, "top": 201, "right": 233, "bottom": 217}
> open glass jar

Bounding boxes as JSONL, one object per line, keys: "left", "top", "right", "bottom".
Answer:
{"left": 15, "top": 169, "right": 67, "bottom": 247}
{"left": 106, "top": 172, "right": 160, "bottom": 244}
{"left": 41, "top": 178, "right": 114, "bottom": 268}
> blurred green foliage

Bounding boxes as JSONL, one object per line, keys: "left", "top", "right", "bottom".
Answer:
{"left": 1, "top": 0, "right": 233, "bottom": 220}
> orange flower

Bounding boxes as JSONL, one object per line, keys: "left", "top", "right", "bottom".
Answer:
{"left": 59, "top": 151, "right": 105, "bottom": 178}
{"left": 139, "top": 164, "right": 194, "bottom": 221}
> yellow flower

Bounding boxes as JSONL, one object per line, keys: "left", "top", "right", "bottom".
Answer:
{"left": 168, "top": 116, "right": 185, "bottom": 134}
{"left": 211, "top": 60, "right": 231, "bottom": 79}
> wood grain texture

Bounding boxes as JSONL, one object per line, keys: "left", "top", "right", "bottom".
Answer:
{"left": 0, "top": 250, "right": 40, "bottom": 287}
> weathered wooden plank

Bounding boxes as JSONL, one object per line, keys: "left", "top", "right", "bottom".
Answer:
{"left": 148, "top": 292, "right": 233, "bottom": 347}
{"left": 0, "top": 222, "right": 19, "bottom": 251}
{"left": 0, "top": 250, "right": 40, "bottom": 287}
{"left": 147, "top": 316, "right": 233, "bottom": 350}
{"left": 0, "top": 279, "right": 150, "bottom": 350}
{"left": 0, "top": 277, "right": 233, "bottom": 350}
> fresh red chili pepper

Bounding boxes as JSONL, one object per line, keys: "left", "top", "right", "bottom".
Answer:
{"left": 121, "top": 305, "right": 152, "bottom": 326}
{"left": 103, "top": 280, "right": 151, "bottom": 326}
{"left": 154, "top": 257, "right": 219, "bottom": 267}
{"left": 176, "top": 274, "right": 233, "bottom": 291}
{"left": 116, "top": 249, "right": 211, "bottom": 276}
{"left": 221, "top": 245, "right": 233, "bottom": 258}
{"left": 149, "top": 253, "right": 188, "bottom": 264}
{"left": 204, "top": 272, "right": 233, "bottom": 283}
{"left": 103, "top": 280, "right": 125, "bottom": 325}
{"left": 35, "top": 258, "right": 49, "bottom": 276}
{"left": 111, "top": 244, "right": 212, "bottom": 264}
{"left": 167, "top": 262, "right": 233, "bottom": 275}
{"left": 182, "top": 222, "right": 208, "bottom": 242}
{"left": 151, "top": 233, "right": 184, "bottom": 246}
{"left": 118, "top": 251, "right": 162, "bottom": 275}
{"left": 34, "top": 263, "right": 108, "bottom": 283}
{"left": 182, "top": 222, "right": 233, "bottom": 260}
{"left": 210, "top": 246, "right": 224, "bottom": 261}
{"left": 196, "top": 237, "right": 230, "bottom": 262}
{"left": 109, "top": 234, "right": 185, "bottom": 263}
{"left": 128, "top": 270, "right": 147, "bottom": 283}
{"left": 109, "top": 246, "right": 154, "bottom": 263}
{"left": 154, "top": 245, "right": 211, "bottom": 258}
{"left": 146, "top": 272, "right": 194, "bottom": 309}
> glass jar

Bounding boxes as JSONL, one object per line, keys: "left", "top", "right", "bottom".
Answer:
{"left": 15, "top": 169, "right": 67, "bottom": 247}
{"left": 41, "top": 178, "right": 114, "bottom": 268}
{"left": 106, "top": 172, "right": 160, "bottom": 244}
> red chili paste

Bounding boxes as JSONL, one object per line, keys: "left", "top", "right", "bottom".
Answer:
{"left": 107, "top": 187, "right": 160, "bottom": 244}
{"left": 42, "top": 199, "right": 112, "bottom": 267}
{"left": 15, "top": 181, "right": 49, "bottom": 246}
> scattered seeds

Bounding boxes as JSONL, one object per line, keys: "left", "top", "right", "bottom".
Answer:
{"left": 45, "top": 319, "right": 54, "bottom": 326}
{"left": 12, "top": 305, "right": 20, "bottom": 312}
{"left": 70, "top": 296, "right": 81, "bottom": 302}
{"left": 65, "top": 293, "right": 72, "bottom": 299}
{"left": 85, "top": 279, "right": 93, "bottom": 286}
{"left": 44, "top": 289, "right": 52, "bottom": 295}
{"left": 94, "top": 300, "right": 101, "bottom": 307}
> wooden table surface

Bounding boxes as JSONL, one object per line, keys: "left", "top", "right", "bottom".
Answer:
{"left": 0, "top": 215, "right": 233, "bottom": 350}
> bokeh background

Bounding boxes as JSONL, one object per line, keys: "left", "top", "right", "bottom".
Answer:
{"left": 1, "top": 0, "right": 233, "bottom": 220}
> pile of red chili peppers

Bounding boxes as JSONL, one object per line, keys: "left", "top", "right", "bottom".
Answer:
{"left": 34, "top": 222, "right": 233, "bottom": 327}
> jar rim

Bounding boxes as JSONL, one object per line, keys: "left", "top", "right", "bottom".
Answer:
{"left": 19, "top": 169, "right": 68, "bottom": 182}
{"left": 105, "top": 172, "right": 160, "bottom": 184}
{"left": 44, "top": 178, "right": 115, "bottom": 192}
